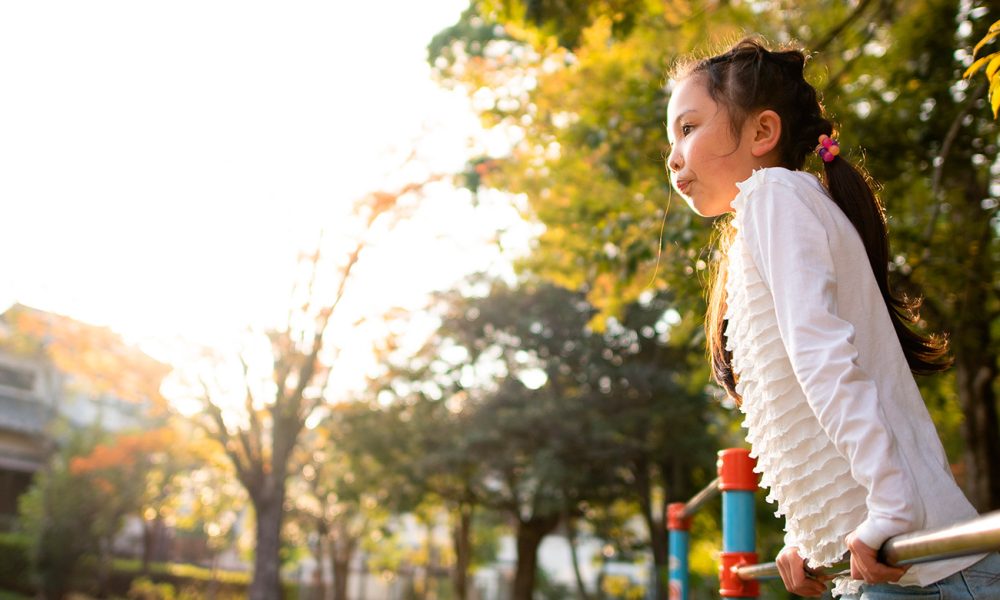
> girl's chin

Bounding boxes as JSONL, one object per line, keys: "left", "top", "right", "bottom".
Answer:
{"left": 687, "top": 196, "right": 732, "bottom": 218}
{"left": 685, "top": 198, "right": 717, "bottom": 218}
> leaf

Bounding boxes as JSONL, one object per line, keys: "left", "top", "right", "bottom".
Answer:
{"left": 987, "top": 54, "right": 1000, "bottom": 80}
{"left": 963, "top": 51, "right": 996, "bottom": 79}
{"left": 988, "top": 73, "right": 1000, "bottom": 117}
{"left": 972, "top": 19, "right": 1000, "bottom": 56}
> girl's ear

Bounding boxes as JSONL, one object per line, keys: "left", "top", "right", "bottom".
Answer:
{"left": 750, "top": 109, "right": 781, "bottom": 158}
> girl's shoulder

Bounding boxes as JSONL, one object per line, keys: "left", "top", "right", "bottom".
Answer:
{"left": 731, "top": 167, "right": 829, "bottom": 215}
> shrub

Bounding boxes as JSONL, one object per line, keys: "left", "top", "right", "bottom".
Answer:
{"left": 0, "top": 532, "right": 32, "bottom": 594}
{"left": 127, "top": 577, "right": 176, "bottom": 600}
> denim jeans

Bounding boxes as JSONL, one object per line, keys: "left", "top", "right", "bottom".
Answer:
{"left": 838, "top": 553, "right": 1000, "bottom": 599}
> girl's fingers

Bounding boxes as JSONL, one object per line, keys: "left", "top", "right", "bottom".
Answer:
{"left": 846, "top": 532, "right": 909, "bottom": 584}
{"left": 776, "top": 546, "right": 828, "bottom": 596}
{"left": 799, "top": 579, "right": 828, "bottom": 597}
{"left": 869, "top": 563, "right": 907, "bottom": 583}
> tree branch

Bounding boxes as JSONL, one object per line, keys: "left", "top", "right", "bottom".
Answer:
{"left": 197, "top": 378, "right": 257, "bottom": 494}
{"left": 810, "top": 0, "right": 878, "bottom": 54}
{"left": 921, "top": 81, "right": 990, "bottom": 255}
{"left": 239, "top": 353, "right": 264, "bottom": 469}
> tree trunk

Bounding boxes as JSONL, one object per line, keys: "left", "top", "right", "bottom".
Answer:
{"left": 249, "top": 488, "right": 286, "bottom": 600}
{"left": 564, "top": 516, "right": 592, "bottom": 600}
{"left": 331, "top": 534, "right": 356, "bottom": 600}
{"left": 141, "top": 517, "right": 154, "bottom": 574}
{"left": 956, "top": 353, "right": 1000, "bottom": 511}
{"left": 647, "top": 509, "right": 669, "bottom": 600}
{"left": 635, "top": 461, "right": 668, "bottom": 600}
{"left": 952, "top": 179, "right": 1000, "bottom": 512}
{"left": 424, "top": 521, "right": 438, "bottom": 600}
{"left": 332, "top": 557, "right": 350, "bottom": 600}
{"left": 313, "top": 523, "right": 327, "bottom": 600}
{"left": 208, "top": 551, "right": 219, "bottom": 600}
{"left": 451, "top": 503, "right": 473, "bottom": 600}
{"left": 358, "top": 554, "right": 368, "bottom": 600}
{"left": 511, "top": 514, "right": 560, "bottom": 600}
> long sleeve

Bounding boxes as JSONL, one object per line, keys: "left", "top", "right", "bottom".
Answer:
{"left": 738, "top": 178, "right": 923, "bottom": 549}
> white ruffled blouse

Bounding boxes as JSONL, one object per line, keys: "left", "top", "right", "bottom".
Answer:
{"left": 724, "top": 168, "right": 981, "bottom": 596}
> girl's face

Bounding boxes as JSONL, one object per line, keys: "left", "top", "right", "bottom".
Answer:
{"left": 666, "top": 76, "right": 764, "bottom": 217}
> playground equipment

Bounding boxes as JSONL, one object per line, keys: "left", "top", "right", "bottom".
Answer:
{"left": 667, "top": 448, "right": 1000, "bottom": 599}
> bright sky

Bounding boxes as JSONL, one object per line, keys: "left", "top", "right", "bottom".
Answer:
{"left": 0, "top": 1, "right": 531, "bottom": 392}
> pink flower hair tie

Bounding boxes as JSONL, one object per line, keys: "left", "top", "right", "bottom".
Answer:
{"left": 817, "top": 134, "right": 840, "bottom": 163}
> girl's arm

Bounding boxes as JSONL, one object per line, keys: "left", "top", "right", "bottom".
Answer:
{"left": 740, "top": 179, "right": 924, "bottom": 551}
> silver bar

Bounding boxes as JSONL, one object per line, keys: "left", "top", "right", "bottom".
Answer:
{"left": 734, "top": 561, "right": 850, "bottom": 581}
{"left": 682, "top": 477, "right": 721, "bottom": 518}
{"left": 734, "top": 510, "right": 1000, "bottom": 581}
{"left": 883, "top": 509, "right": 1000, "bottom": 566}
{"left": 735, "top": 560, "right": 851, "bottom": 579}
{"left": 732, "top": 562, "right": 780, "bottom": 580}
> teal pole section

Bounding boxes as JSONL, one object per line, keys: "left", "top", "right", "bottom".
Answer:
{"left": 667, "top": 502, "right": 691, "bottom": 600}
{"left": 723, "top": 491, "right": 755, "bottom": 551}
{"left": 717, "top": 449, "right": 759, "bottom": 599}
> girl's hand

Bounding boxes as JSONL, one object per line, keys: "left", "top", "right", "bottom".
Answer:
{"left": 845, "top": 532, "right": 909, "bottom": 584}
{"left": 775, "top": 546, "right": 829, "bottom": 597}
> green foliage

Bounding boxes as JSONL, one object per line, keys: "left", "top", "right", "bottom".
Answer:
{"left": 0, "top": 532, "right": 31, "bottom": 594}
{"left": 17, "top": 427, "right": 105, "bottom": 598}
{"left": 128, "top": 577, "right": 177, "bottom": 600}
{"left": 479, "top": 0, "right": 649, "bottom": 49}
{"left": 106, "top": 560, "right": 252, "bottom": 599}
{"left": 112, "top": 558, "right": 251, "bottom": 585}
{"left": 376, "top": 273, "right": 723, "bottom": 597}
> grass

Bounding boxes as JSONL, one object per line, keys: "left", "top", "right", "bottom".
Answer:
{"left": 112, "top": 558, "right": 251, "bottom": 585}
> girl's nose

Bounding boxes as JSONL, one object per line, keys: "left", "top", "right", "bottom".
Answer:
{"left": 666, "top": 147, "right": 682, "bottom": 173}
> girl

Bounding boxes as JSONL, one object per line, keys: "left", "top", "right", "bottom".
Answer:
{"left": 665, "top": 38, "right": 1000, "bottom": 598}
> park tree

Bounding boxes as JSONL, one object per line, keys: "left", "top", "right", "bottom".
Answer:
{"left": 17, "top": 424, "right": 180, "bottom": 599}
{"left": 588, "top": 293, "right": 720, "bottom": 598}
{"left": 409, "top": 279, "right": 621, "bottom": 599}
{"left": 172, "top": 438, "right": 249, "bottom": 587}
{"left": 429, "top": 0, "right": 1000, "bottom": 512}
{"left": 68, "top": 425, "right": 181, "bottom": 586}
{"left": 291, "top": 404, "right": 403, "bottom": 600}
{"left": 18, "top": 426, "right": 105, "bottom": 600}
{"left": 180, "top": 175, "right": 442, "bottom": 599}
{"left": 400, "top": 276, "right": 721, "bottom": 599}
{"left": 360, "top": 355, "right": 489, "bottom": 600}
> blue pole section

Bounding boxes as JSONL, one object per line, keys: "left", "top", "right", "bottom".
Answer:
{"left": 723, "top": 491, "right": 755, "bottom": 552}
{"left": 718, "top": 449, "right": 759, "bottom": 599}
{"left": 667, "top": 502, "right": 690, "bottom": 600}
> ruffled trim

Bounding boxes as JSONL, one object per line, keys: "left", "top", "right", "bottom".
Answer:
{"left": 832, "top": 577, "right": 862, "bottom": 597}
{"left": 725, "top": 171, "right": 868, "bottom": 569}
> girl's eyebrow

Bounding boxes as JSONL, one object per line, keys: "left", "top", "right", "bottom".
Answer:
{"left": 667, "top": 109, "right": 697, "bottom": 143}
{"left": 670, "top": 109, "right": 698, "bottom": 128}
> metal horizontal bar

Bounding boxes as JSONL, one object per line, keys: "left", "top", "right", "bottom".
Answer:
{"left": 734, "top": 560, "right": 850, "bottom": 581}
{"left": 734, "top": 510, "right": 1000, "bottom": 581}
{"left": 681, "top": 477, "right": 721, "bottom": 519}
{"left": 883, "top": 509, "right": 1000, "bottom": 566}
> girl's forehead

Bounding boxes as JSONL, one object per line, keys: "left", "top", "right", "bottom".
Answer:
{"left": 667, "top": 77, "right": 715, "bottom": 120}
{"left": 669, "top": 77, "right": 710, "bottom": 107}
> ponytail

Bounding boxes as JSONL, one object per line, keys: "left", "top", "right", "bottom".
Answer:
{"left": 821, "top": 157, "right": 951, "bottom": 374}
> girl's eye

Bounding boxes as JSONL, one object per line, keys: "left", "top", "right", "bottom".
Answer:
{"left": 681, "top": 124, "right": 694, "bottom": 136}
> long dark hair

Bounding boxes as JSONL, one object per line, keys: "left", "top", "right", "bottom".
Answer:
{"left": 673, "top": 38, "right": 951, "bottom": 401}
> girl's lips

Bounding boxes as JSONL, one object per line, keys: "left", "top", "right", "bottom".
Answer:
{"left": 675, "top": 179, "right": 692, "bottom": 195}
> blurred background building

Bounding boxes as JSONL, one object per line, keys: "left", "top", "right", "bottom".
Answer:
{"left": 0, "top": 303, "right": 167, "bottom": 530}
